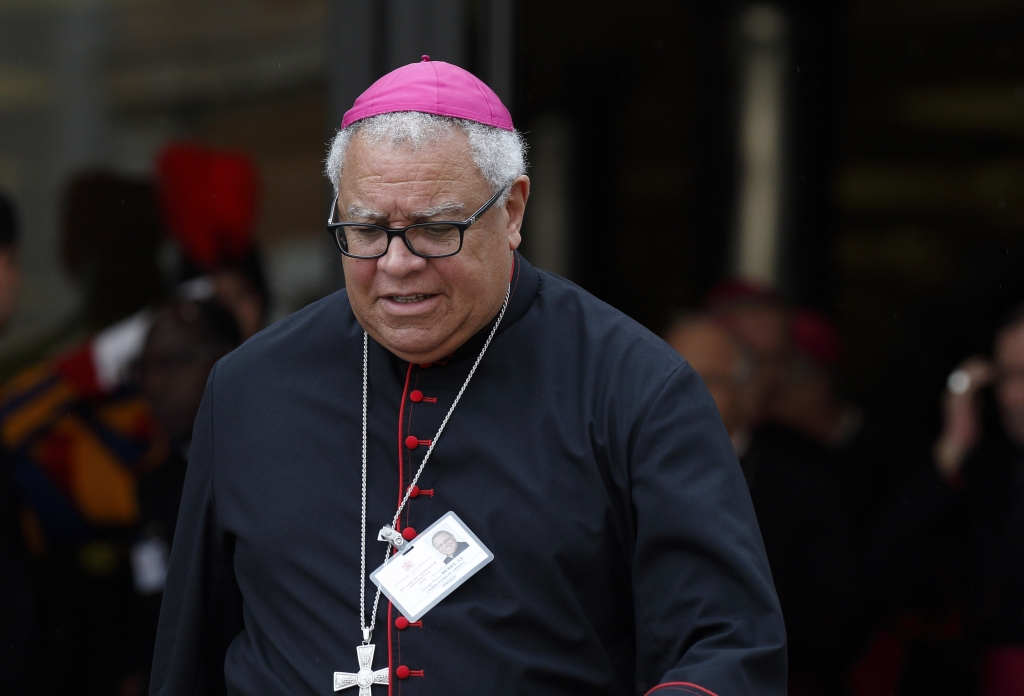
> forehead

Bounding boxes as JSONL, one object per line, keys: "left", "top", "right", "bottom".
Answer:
{"left": 671, "top": 324, "right": 739, "bottom": 370}
{"left": 146, "top": 313, "right": 205, "bottom": 353}
{"left": 339, "top": 129, "right": 486, "bottom": 203}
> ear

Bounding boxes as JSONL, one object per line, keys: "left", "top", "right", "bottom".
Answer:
{"left": 502, "top": 175, "right": 530, "bottom": 251}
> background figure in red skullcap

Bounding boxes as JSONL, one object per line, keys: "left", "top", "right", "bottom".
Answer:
{"left": 695, "top": 285, "right": 858, "bottom": 696}
{"left": 704, "top": 279, "right": 789, "bottom": 429}
{"left": 774, "top": 309, "right": 907, "bottom": 549}
{"left": 664, "top": 313, "right": 756, "bottom": 455}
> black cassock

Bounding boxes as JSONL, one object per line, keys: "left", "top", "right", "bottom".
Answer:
{"left": 151, "top": 255, "right": 785, "bottom": 696}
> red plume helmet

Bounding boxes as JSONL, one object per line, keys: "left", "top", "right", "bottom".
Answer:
{"left": 156, "top": 143, "right": 261, "bottom": 270}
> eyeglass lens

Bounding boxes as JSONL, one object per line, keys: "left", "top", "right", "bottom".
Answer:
{"left": 339, "top": 224, "right": 462, "bottom": 257}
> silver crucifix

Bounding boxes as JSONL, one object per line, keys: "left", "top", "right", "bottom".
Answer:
{"left": 334, "top": 644, "right": 389, "bottom": 694}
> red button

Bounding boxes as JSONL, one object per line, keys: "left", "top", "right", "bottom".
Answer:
{"left": 409, "top": 390, "right": 423, "bottom": 403}
{"left": 409, "top": 485, "right": 420, "bottom": 498}
{"left": 396, "top": 665, "right": 411, "bottom": 679}
{"left": 395, "top": 616, "right": 409, "bottom": 630}
{"left": 402, "top": 527, "right": 416, "bottom": 540}
{"left": 405, "top": 435, "right": 419, "bottom": 449}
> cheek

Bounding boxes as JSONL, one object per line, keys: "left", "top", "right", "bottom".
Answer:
{"left": 998, "top": 382, "right": 1024, "bottom": 410}
{"left": 707, "top": 385, "right": 732, "bottom": 413}
{"left": 431, "top": 250, "right": 503, "bottom": 301}
{"left": 342, "top": 260, "right": 376, "bottom": 296}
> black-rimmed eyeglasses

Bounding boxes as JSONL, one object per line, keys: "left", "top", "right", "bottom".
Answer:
{"left": 326, "top": 186, "right": 507, "bottom": 259}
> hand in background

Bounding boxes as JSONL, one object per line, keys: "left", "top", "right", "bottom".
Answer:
{"left": 934, "top": 356, "right": 994, "bottom": 480}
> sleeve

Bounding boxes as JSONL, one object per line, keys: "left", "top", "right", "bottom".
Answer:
{"left": 629, "top": 363, "right": 787, "bottom": 696}
{"left": 150, "top": 365, "right": 243, "bottom": 696}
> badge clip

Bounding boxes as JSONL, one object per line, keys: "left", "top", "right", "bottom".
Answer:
{"left": 377, "top": 526, "right": 407, "bottom": 549}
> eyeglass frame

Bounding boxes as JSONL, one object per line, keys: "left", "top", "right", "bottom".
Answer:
{"left": 326, "top": 184, "right": 509, "bottom": 259}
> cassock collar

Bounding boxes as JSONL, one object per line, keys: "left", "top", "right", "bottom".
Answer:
{"left": 377, "top": 251, "right": 540, "bottom": 370}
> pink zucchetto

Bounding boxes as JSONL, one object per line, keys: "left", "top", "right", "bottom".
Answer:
{"left": 341, "top": 56, "right": 514, "bottom": 131}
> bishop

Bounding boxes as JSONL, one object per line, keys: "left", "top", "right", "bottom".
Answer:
{"left": 150, "top": 57, "right": 787, "bottom": 696}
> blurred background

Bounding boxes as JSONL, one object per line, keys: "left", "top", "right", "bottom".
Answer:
{"left": 0, "top": 0, "right": 1021, "bottom": 440}
{"left": 1, "top": 1, "right": 1023, "bottom": 695}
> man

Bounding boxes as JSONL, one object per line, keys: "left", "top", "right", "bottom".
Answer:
{"left": 689, "top": 293, "right": 854, "bottom": 695}
{"left": 664, "top": 314, "right": 755, "bottom": 456}
{"left": 121, "top": 298, "right": 242, "bottom": 696}
{"left": 668, "top": 310, "right": 855, "bottom": 695}
{"left": 153, "top": 58, "right": 785, "bottom": 696}
{"left": 871, "top": 304, "right": 1024, "bottom": 694}
{"left": 705, "top": 281, "right": 790, "bottom": 428}
{"left": 431, "top": 531, "right": 468, "bottom": 564}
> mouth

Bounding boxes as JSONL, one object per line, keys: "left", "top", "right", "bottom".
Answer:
{"left": 387, "top": 294, "right": 433, "bottom": 303}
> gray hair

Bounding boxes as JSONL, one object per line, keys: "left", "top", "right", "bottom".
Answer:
{"left": 324, "top": 111, "right": 527, "bottom": 204}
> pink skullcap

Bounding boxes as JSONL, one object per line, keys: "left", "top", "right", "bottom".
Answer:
{"left": 341, "top": 56, "right": 514, "bottom": 131}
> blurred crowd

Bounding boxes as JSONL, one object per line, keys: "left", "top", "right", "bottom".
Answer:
{"left": 667, "top": 285, "right": 1024, "bottom": 696}
{"left": 0, "top": 145, "right": 1022, "bottom": 696}
{"left": 0, "top": 143, "right": 268, "bottom": 696}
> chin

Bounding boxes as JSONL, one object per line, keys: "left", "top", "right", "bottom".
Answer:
{"left": 379, "top": 328, "right": 446, "bottom": 359}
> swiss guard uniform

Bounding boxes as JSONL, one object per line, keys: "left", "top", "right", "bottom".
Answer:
{"left": 151, "top": 253, "right": 786, "bottom": 696}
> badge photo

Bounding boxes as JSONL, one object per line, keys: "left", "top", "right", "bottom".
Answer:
{"left": 370, "top": 511, "right": 493, "bottom": 622}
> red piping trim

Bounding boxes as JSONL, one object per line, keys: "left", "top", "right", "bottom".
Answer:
{"left": 391, "top": 363, "right": 413, "bottom": 696}
{"left": 408, "top": 670, "right": 424, "bottom": 678}
{"left": 645, "top": 683, "right": 718, "bottom": 696}
{"left": 422, "top": 396, "right": 437, "bottom": 403}
{"left": 387, "top": 602, "right": 394, "bottom": 696}
{"left": 397, "top": 363, "right": 413, "bottom": 507}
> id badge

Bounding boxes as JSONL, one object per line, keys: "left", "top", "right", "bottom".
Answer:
{"left": 370, "top": 511, "right": 493, "bottom": 622}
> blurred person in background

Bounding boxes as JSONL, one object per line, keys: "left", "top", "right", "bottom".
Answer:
{"left": 118, "top": 298, "right": 240, "bottom": 696}
{"left": 771, "top": 309, "right": 856, "bottom": 449}
{"left": 700, "top": 284, "right": 855, "bottom": 696}
{"left": 665, "top": 313, "right": 756, "bottom": 456}
{"left": 0, "top": 147, "right": 266, "bottom": 695}
{"left": 773, "top": 309, "right": 908, "bottom": 551}
{"left": 0, "top": 173, "right": 167, "bottom": 696}
{"left": 62, "top": 172, "right": 165, "bottom": 331}
{"left": 867, "top": 304, "right": 1024, "bottom": 696}
{"left": 0, "top": 191, "right": 33, "bottom": 693}
{"left": 705, "top": 280, "right": 790, "bottom": 428}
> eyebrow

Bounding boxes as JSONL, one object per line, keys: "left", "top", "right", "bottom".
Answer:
{"left": 346, "top": 204, "right": 386, "bottom": 221}
{"left": 410, "top": 201, "right": 465, "bottom": 219}
{"left": 344, "top": 200, "right": 466, "bottom": 223}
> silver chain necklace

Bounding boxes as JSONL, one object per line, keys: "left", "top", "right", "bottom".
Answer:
{"left": 334, "top": 284, "right": 510, "bottom": 694}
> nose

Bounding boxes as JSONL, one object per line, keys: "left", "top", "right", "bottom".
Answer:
{"left": 377, "top": 234, "right": 427, "bottom": 277}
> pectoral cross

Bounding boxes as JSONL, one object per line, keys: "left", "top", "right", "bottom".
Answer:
{"left": 334, "top": 644, "right": 389, "bottom": 694}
